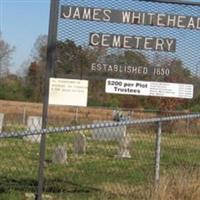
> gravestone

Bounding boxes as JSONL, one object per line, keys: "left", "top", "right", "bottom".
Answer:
{"left": 52, "top": 144, "right": 68, "bottom": 164}
{"left": 113, "top": 110, "right": 131, "bottom": 122}
{"left": 117, "top": 136, "right": 131, "bottom": 158}
{"left": 0, "top": 113, "right": 4, "bottom": 133}
{"left": 24, "top": 116, "right": 42, "bottom": 143}
{"left": 92, "top": 121, "right": 127, "bottom": 141}
{"left": 74, "top": 132, "right": 86, "bottom": 156}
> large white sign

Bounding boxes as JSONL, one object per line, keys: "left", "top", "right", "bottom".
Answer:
{"left": 106, "top": 79, "right": 193, "bottom": 99}
{"left": 49, "top": 78, "right": 88, "bottom": 106}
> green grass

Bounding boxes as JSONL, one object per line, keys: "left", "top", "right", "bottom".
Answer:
{"left": 0, "top": 131, "right": 200, "bottom": 199}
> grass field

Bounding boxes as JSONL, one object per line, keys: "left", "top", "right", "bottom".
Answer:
{"left": 0, "top": 128, "right": 200, "bottom": 200}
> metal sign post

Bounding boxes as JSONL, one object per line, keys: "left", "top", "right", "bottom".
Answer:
{"left": 35, "top": 0, "right": 59, "bottom": 200}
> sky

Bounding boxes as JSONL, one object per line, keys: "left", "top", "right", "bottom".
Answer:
{"left": 0, "top": 0, "right": 50, "bottom": 73}
{"left": 0, "top": 0, "right": 200, "bottom": 74}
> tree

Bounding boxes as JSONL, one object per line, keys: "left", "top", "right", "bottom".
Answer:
{"left": 24, "top": 35, "right": 47, "bottom": 101}
{"left": 56, "top": 39, "right": 100, "bottom": 78}
{"left": 24, "top": 61, "right": 44, "bottom": 101}
{"left": 0, "top": 33, "right": 15, "bottom": 77}
{"left": 31, "top": 35, "right": 47, "bottom": 62}
{"left": 0, "top": 74, "right": 26, "bottom": 100}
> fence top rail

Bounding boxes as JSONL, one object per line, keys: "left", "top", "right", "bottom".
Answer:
{"left": 1, "top": 113, "right": 200, "bottom": 139}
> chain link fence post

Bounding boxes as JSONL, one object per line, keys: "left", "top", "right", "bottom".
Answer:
{"left": 154, "top": 121, "right": 162, "bottom": 189}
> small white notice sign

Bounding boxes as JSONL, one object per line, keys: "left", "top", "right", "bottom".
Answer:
{"left": 106, "top": 79, "right": 193, "bottom": 99}
{"left": 49, "top": 78, "right": 88, "bottom": 106}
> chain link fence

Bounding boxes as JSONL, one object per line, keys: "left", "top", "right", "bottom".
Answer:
{"left": 0, "top": 108, "right": 200, "bottom": 199}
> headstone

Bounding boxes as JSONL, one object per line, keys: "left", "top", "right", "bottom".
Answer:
{"left": 24, "top": 116, "right": 42, "bottom": 143}
{"left": 92, "top": 121, "right": 127, "bottom": 141}
{"left": 117, "top": 136, "right": 131, "bottom": 158}
{"left": 74, "top": 132, "right": 86, "bottom": 156}
{"left": 0, "top": 113, "right": 4, "bottom": 133}
{"left": 113, "top": 110, "right": 131, "bottom": 122}
{"left": 113, "top": 110, "right": 123, "bottom": 122}
{"left": 52, "top": 144, "right": 68, "bottom": 164}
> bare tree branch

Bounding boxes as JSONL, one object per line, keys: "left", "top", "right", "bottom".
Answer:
{"left": 0, "top": 34, "right": 15, "bottom": 77}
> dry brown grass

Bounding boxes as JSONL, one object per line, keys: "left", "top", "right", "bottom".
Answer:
{"left": 150, "top": 169, "right": 200, "bottom": 200}
{"left": 0, "top": 100, "right": 113, "bottom": 122}
{"left": 98, "top": 169, "right": 200, "bottom": 200}
{"left": 0, "top": 100, "right": 160, "bottom": 126}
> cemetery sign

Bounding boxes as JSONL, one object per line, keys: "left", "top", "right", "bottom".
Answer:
{"left": 54, "top": 0, "right": 200, "bottom": 100}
